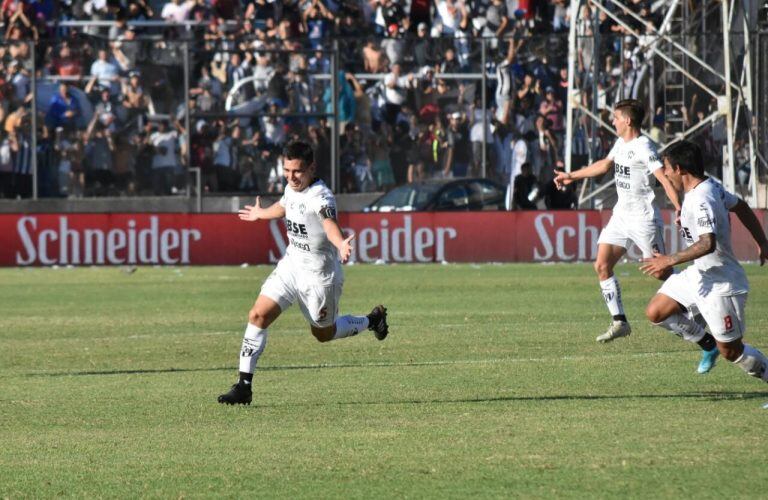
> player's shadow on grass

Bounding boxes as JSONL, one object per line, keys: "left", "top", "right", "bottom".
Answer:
{"left": 24, "top": 366, "right": 767, "bottom": 405}
{"left": 239, "top": 391, "right": 768, "bottom": 408}
{"left": 29, "top": 350, "right": 697, "bottom": 378}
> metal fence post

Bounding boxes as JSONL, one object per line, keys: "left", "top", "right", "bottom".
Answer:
{"left": 481, "top": 37, "right": 487, "bottom": 179}
{"left": 31, "top": 39, "right": 37, "bottom": 200}
{"left": 330, "top": 41, "right": 339, "bottom": 193}
{"left": 184, "top": 40, "right": 192, "bottom": 199}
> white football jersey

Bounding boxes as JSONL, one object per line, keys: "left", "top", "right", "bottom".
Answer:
{"left": 678, "top": 177, "right": 747, "bottom": 296}
{"left": 607, "top": 135, "right": 663, "bottom": 215}
{"left": 279, "top": 179, "right": 342, "bottom": 283}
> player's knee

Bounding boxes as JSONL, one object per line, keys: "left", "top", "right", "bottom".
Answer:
{"left": 594, "top": 260, "right": 612, "bottom": 279}
{"left": 248, "top": 308, "right": 267, "bottom": 327}
{"left": 645, "top": 303, "right": 665, "bottom": 324}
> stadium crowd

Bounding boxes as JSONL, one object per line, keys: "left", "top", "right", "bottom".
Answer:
{"left": 0, "top": 0, "right": 729, "bottom": 207}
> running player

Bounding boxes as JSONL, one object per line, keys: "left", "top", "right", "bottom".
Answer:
{"left": 641, "top": 140, "right": 768, "bottom": 385}
{"left": 554, "top": 99, "right": 681, "bottom": 343}
{"left": 218, "top": 140, "right": 389, "bottom": 405}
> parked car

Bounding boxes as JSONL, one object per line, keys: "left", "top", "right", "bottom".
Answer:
{"left": 365, "top": 178, "right": 507, "bottom": 212}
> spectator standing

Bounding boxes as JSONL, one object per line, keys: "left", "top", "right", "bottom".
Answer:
{"left": 9, "top": 114, "right": 31, "bottom": 197}
{"left": 469, "top": 103, "right": 493, "bottom": 177}
{"left": 412, "top": 22, "right": 437, "bottom": 68}
{"left": 8, "top": 60, "right": 29, "bottom": 107}
{"left": 362, "top": 40, "right": 386, "bottom": 74}
{"left": 83, "top": 118, "right": 114, "bottom": 196}
{"left": 483, "top": 0, "right": 510, "bottom": 47}
{"left": 531, "top": 114, "right": 558, "bottom": 177}
{"left": 261, "top": 102, "right": 286, "bottom": 147}
{"left": 539, "top": 85, "right": 564, "bottom": 140}
{"left": 213, "top": 122, "right": 239, "bottom": 192}
{"left": 512, "top": 162, "right": 538, "bottom": 209}
{"left": 50, "top": 43, "right": 82, "bottom": 77}
{"left": 90, "top": 48, "right": 120, "bottom": 95}
{"left": 383, "top": 63, "right": 413, "bottom": 125}
{"left": 45, "top": 83, "right": 80, "bottom": 132}
{"left": 435, "top": 0, "right": 463, "bottom": 36}
{"left": 113, "top": 134, "right": 137, "bottom": 196}
{"left": 161, "top": 0, "right": 195, "bottom": 23}
{"left": 370, "top": 127, "right": 395, "bottom": 191}
{"left": 0, "top": 131, "right": 12, "bottom": 198}
{"left": 148, "top": 120, "right": 180, "bottom": 195}
{"left": 443, "top": 111, "right": 471, "bottom": 178}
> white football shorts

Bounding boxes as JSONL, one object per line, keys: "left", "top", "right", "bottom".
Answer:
{"left": 259, "top": 260, "right": 342, "bottom": 328}
{"left": 658, "top": 266, "right": 747, "bottom": 343}
{"left": 597, "top": 208, "right": 666, "bottom": 257}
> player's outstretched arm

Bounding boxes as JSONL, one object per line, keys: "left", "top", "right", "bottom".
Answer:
{"left": 238, "top": 196, "right": 286, "bottom": 222}
{"left": 652, "top": 168, "right": 682, "bottom": 213}
{"left": 322, "top": 218, "right": 355, "bottom": 264}
{"left": 730, "top": 199, "right": 768, "bottom": 265}
{"left": 554, "top": 158, "right": 612, "bottom": 188}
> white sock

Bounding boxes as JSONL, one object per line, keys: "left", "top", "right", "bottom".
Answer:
{"left": 600, "top": 276, "right": 625, "bottom": 318}
{"left": 333, "top": 315, "right": 369, "bottom": 340}
{"left": 239, "top": 323, "right": 267, "bottom": 379}
{"left": 733, "top": 344, "right": 768, "bottom": 382}
{"left": 653, "top": 313, "right": 707, "bottom": 343}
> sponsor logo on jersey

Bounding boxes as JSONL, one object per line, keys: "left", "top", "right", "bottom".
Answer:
{"left": 285, "top": 218, "right": 308, "bottom": 236}
{"left": 615, "top": 164, "right": 631, "bottom": 177}
{"left": 696, "top": 205, "right": 713, "bottom": 229}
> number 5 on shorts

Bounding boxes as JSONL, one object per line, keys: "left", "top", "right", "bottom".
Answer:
{"left": 318, "top": 306, "right": 328, "bottom": 321}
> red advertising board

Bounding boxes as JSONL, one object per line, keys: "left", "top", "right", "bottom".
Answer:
{"left": 0, "top": 210, "right": 765, "bottom": 266}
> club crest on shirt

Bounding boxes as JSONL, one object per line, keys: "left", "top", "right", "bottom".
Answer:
{"left": 319, "top": 205, "right": 337, "bottom": 220}
{"left": 627, "top": 151, "right": 635, "bottom": 159}
{"left": 298, "top": 203, "right": 306, "bottom": 215}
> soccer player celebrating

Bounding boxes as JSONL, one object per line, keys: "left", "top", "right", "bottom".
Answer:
{"left": 641, "top": 141, "right": 768, "bottom": 384}
{"left": 554, "top": 99, "right": 681, "bottom": 343}
{"left": 218, "top": 141, "right": 389, "bottom": 405}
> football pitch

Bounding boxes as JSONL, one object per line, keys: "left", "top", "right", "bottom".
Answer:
{"left": 2, "top": 263, "right": 768, "bottom": 498}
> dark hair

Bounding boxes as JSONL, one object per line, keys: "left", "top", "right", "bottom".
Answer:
{"left": 283, "top": 140, "right": 314, "bottom": 166}
{"left": 662, "top": 140, "right": 705, "bottom": 178}
{"left": 615, "top": 99, "right": 645, "bottom": 128}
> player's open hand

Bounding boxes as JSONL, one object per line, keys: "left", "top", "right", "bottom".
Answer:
{"left": 639, "top": 251, "right": 673, "bottom": 278}
{"left": 339, "top": 233, "right": 355, "bottom": 264}
{"left": 238, "top": 197, "right": 262, "bottom": 222}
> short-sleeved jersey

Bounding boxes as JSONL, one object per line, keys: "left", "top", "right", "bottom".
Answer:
{"left": 679, "top": 177, "right": 747, "bottom": 296}
{"left": 279, "top": 179, "right": 341, "bottom": 284}
{"left": 607, "top": 135, "right": 663, "bottom": 215}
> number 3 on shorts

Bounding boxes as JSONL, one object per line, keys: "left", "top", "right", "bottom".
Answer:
{"left": 724, "top": 315, "right": 733, "bottom": 331}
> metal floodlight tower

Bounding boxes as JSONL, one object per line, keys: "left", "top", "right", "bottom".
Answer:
{"left": 565, "top": 0, "right": 764, "bottom": 208}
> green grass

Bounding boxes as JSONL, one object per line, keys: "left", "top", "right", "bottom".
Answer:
{"left": 1, "top": 263, "right": 768, "bottom": 498}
